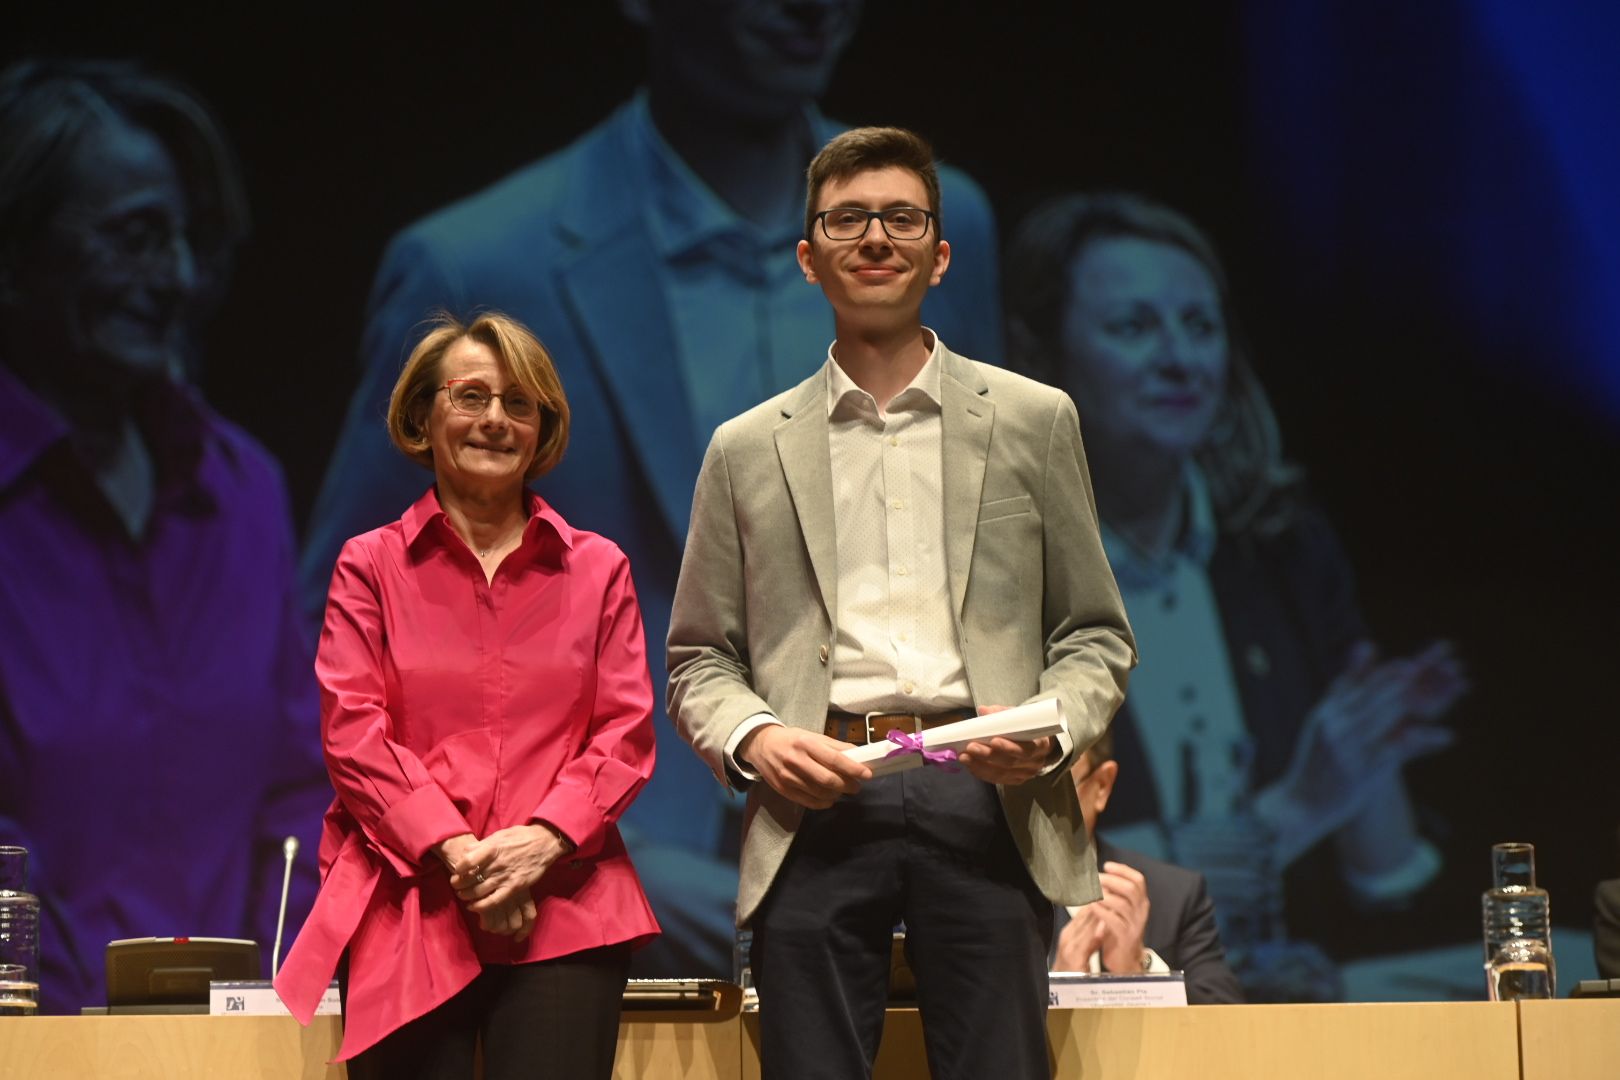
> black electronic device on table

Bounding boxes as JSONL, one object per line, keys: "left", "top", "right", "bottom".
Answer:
{"left": 622, "top": 978, "right": 742, "bottom": 1019}
{"left": 102, "top": 937, "right": 259, "bottom": 1013}
{"left": 1569, "top": 978, "right": 1620, "bottom": 998}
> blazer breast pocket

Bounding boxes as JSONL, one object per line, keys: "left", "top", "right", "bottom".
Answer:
{"left": 972, "top": 494, "right": 1038, "bottom": 601}
{"left": 977, "top": 494, "right": 1034, "bottom": 523}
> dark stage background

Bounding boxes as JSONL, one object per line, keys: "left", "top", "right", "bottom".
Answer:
{"left": 6, "top": 2, "right": 1617, "bottom": 1004}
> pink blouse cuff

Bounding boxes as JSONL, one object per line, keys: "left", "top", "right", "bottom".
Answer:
{"left": 532, "top": 785, "right": 604, "bottom": 859}
{"left": 374, "top": 784, "right": 474, "bottom": 875}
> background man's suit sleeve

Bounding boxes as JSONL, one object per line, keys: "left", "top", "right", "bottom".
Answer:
{"left": 1595, "top": 880, "right": 1620, "bottom": 979}
{"left": 1171, "top": 873, "right": 1246, "bottom": 1005}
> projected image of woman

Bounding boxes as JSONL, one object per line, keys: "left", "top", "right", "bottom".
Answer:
{"left": 0, "top": 59, "right": 326, "bottom": 1013}
{"left": 1005, "top": 193, "right": 1466, "bottom": 1001}
{"left": 275, "top": 313, "right": 659, "bottom": 1077}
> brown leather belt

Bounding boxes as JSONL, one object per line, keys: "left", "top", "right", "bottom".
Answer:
{"left": 824, "top": 709, "right": 974, "bottom": 746}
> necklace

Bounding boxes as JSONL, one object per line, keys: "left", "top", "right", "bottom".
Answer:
{"left": 475, "top": 526, "right": 522, "bottom": 559}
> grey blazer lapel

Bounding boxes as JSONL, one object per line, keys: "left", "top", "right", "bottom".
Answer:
{"left": 940, "top": 350, "right": 993, "bottom": 620}
{"left": 773, "top": 377, "right": 838, "bottom": 622}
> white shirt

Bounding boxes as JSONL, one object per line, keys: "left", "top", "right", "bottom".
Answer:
{"left": 629, "top": 92, "right": 833, "bottom": 453}
{"left": 1100, "top": 465, "right": 1249, "bottom": 826}
{"left": 823, "top": 337, "right": 972, "bottom": 713}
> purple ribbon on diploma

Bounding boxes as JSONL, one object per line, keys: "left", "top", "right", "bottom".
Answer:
{"left": 884, "top": 729, "right": 960, "bottom": 771}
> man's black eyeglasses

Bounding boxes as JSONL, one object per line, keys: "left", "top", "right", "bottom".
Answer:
{"left": 812, "top": 207, "right": 936, "bottom": 241}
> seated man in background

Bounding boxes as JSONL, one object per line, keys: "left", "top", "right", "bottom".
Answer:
{"left": 1055, "top": 728, "right": 1244, "bottom": 1004}
{"left": 1596, "top": 826, "right": 1620, "bottom": 980}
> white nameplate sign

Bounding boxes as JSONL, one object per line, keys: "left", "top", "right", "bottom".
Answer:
{"left": 210, "top": 979, "right": 340, "bottom": 1016}
{"left": 1048, "top": 971, "right": 1189, "bottom": 1008}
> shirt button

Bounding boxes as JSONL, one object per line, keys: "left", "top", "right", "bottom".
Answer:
{"left": 903, "top": 681, "right": 916, "bottom": 695}
{"left": 891, "top": 499, "right": 904, "bottom": 510}
{"left": 888, "top": 436, "right": 899, "bottom": 447}
{"left": 895, "top": 566, "right": 908, "bottom": 577}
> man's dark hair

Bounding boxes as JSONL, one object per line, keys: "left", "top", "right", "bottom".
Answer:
{"left": 804, "top": 126, "right": 942, "bottom": 240}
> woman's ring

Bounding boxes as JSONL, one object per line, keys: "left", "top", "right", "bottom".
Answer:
{"left": 473, "top": 868, "right": 486, "bottom": 885}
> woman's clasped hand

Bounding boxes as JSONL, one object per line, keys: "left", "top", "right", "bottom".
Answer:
{"left": 438, "top": 824, "right": 575, "bottom": 941}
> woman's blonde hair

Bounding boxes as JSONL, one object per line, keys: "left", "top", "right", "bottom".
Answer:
{"left": 386, "top": 311, "right": 570, "bottom": 481}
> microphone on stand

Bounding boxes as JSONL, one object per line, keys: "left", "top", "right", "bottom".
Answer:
{"left": 272, "top": 836, "right": 299, "bottom": 979}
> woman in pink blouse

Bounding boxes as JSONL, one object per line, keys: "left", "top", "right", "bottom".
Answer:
{"left": 276, "top": 312, "right": 658, "bottom": 1077}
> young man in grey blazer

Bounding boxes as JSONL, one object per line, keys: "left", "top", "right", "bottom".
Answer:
{"left": 668, "top": 127, "right": 1135, "bottom": 1079}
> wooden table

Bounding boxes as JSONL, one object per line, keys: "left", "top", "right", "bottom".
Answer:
{"left": 743, "top": 1002, "right": 1523, "bottom": 1080}
{"left": 0, "top": 1013, "right": 740, "bottom": 1079}
{"left": 0, "top": 1014, "right": 344, "bottom": 1079}
{"left": 1517, "top": 998, "right": 1620, "bottom": 1080}
{"left": 613, "top": 1012, "right": 741, "bottom": 1080}
{"left": 1043, "top": 1002, "right": 1519, "bottom": 1080}
{"left": 4, "top": 999, "right": 1612, "bottom": 1079}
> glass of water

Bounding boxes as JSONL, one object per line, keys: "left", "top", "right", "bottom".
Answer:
{"left": 1486, "top": 938, "right": 1555, "bottom": 1002}
{"left": 0, "top": 962, "right": 38, "bottom": 1016}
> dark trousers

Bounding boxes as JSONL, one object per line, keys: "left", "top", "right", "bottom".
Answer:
{"left": 339, "top": 943, "right": 632, "bottom": 1080}
{"left": 750, "top": 764, "right": 1054, "bottom": 1080}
